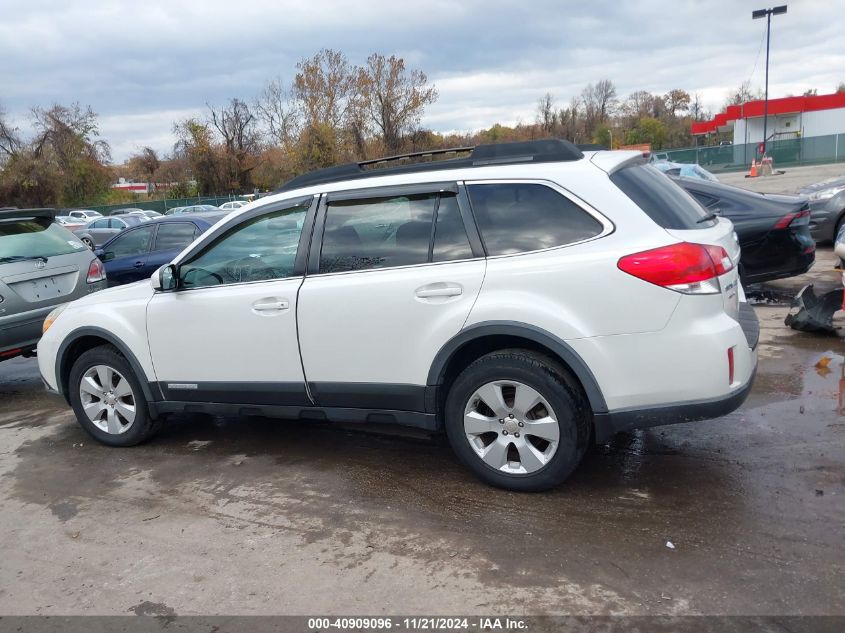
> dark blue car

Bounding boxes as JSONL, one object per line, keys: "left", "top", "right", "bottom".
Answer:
{"left": 95, "top": 213, "right": 226, "bottom": 286}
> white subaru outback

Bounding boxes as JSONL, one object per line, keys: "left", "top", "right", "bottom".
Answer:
{"left": 38, "top": 140, "right": 758, "bottom": 491}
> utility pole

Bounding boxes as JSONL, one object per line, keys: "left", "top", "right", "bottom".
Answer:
{"left": 752, "top": 5, "right": 787, "bottom": 158}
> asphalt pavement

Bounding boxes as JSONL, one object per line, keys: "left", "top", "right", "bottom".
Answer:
{"left": 0, "top": 251, "right": 842, "bottom": 616}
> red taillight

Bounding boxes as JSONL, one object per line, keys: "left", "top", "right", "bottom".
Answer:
{"left": 617, "top": 242, "right": 733, "bottom": 294}
{"left": 728, "top": 347, "right": 735, "bottom": 385}
{"left": 0, "top": 348, "right": 22, "bottom": 358}
{"left": 87, "top": 258, "right": 105, "bottom": 283}
{"left": 774, "top": 209, "right": 810, "bottom": 229}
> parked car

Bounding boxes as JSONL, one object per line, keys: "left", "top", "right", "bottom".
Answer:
{"left": 172, "top": 204, "right": 221, "bottom": 214}
{"left": 653, "top": 160, "right": 720, "bottom": 182}
{"left": 674, "top": 177, "right": 815, "bottom": 285}
{"left": 73, "top": 215, "right": 148, "bottom": 249}
{"left": 109, "top": 208, "right": 145, "bottom": 216}
{"left": 163, "top": 207, "right": 186, "bottom": 216}
{"left": 1, "top": 208, "right": 107, "bottom": 361}
{"left": 95, "top": 213, "right": 226, "bottom": 286}
{"left": 798, "top": 176, "right": 845, "bottom": 243}
{"left": 65, "top": 209, "right": 102, "bottom": 221}
{"left": 219, "top": 200, "right": 248, "bottom": 211}
{"left": 54, "top": 215, "right": 87, "bottom": 231}
{"left": 38, "top": 140, "right": 758, "bottom": 491}
{"left": 133, "top": 210, "right": 163, "bottom": 219}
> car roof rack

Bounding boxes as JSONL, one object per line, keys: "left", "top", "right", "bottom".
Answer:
{"left": 576, "top": 143, "right": 608, "bottom": 151}
{"left": 275, "top": 138, "right": 584, "bottom": 193}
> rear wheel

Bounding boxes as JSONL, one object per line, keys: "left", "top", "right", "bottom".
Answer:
{"left": 444, "top": 350, "right": 590, "bottom": 491}
{"left": 68, "top": 345, "right": 159, "bottom": 446}
{"left": 80, "top": 236, "right": 94, "bottom": 249}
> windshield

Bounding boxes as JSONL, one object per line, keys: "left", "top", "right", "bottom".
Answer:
{"left": 0, "top": 218, "right": 88, "bottom": 261}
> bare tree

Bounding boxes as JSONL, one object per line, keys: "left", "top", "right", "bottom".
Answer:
{"left": 581, "top": 80, "right": 617, "bottom": 136}
{"left": 536, "top": 93, "right": 557, "bottom": 133}
{"left": 357, "top": 53, "right": 438, "bottom": 153}
{"left": 256, "top": 78, "right": 300, "bottom": 147}
{"left": 725, "top": 81, "right": 762, "bottom": 107}
{"left": 557, "top": 97, "right": 581, "bottom": 141}
{"left": 689, "top": 92, "right": 708, "bottom": 121}
{"left": 31, "top": 103, "right": 110, "bottom": 164}
{"left": 208, "top": 98, "right": 261, "bottom": 190}
{"left": 138, "top": 147, "right": 160, "bottom": 182}
{"left": 0, "top": 105, "right": 22, "bottom": 159}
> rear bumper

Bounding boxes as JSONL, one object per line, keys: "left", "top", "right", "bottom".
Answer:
{"left": 591, "top": 302, "right": 759, "bottom": 444}
{"left": 593, "top": 362, "right": 756, "bottom": 443}
{"left": 0, "top": 307, "right": 52, "bottom": 358}
{"left": 808, "top": 200, "right": 840, "bottom": 242}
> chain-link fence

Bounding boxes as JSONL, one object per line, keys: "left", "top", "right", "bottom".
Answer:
{"left": 654, "top": 133, "right": 845, "bottom": 173}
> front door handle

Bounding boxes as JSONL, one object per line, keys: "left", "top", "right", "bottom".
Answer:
{"left": 415, "top": 283, "right": 463, "bottom": 299}
{"left": 134, "top": 261, "right": 144, "bottom": 268}
{"left": 252, "top": 299, "right": 289, "bottom": 312}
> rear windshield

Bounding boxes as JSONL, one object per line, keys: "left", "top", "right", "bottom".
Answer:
{"left": 610, "top": 164, "right": 715, "bottom": 229}
{"left": 0, "top": 218, "right": 87, "bottom": 262}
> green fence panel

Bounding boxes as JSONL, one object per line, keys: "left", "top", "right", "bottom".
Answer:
{"left": 658, "top": 133, "right": 845, "bottom": 173}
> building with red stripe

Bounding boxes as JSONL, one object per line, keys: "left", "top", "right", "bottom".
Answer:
{"left": 691, "top": 92, "right": 845, "bottom": 145}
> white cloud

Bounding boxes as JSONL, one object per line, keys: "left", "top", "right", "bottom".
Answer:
{"left": 2, "top": 0, "right": 844, "bottom": 160}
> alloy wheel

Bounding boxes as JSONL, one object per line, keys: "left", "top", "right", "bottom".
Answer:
{"left": 463, "top": 380, "right": 560, "bottom": 474}
{"left": 78, "top": 365, "right": 136, "bottom": 434}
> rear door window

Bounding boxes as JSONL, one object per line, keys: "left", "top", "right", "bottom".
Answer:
{"left": 154, "top": 222, "right": 198, "bottom": 251}
{"left": 320, "top": 193, "right": 437, "bottom": 273}
{"left": 611, "top": 164, "right": 716, "bottom": 229}
{"left": 466, "top": 182, "right": 604, "bottom": 256}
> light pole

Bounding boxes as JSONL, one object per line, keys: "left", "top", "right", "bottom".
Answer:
{"left": 752, "top": 5, "right": 787, "bottom": 158}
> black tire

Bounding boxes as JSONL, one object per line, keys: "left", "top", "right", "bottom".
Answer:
{"left": 81, "top": 236, "right": 94, "bottom": 249}
{"left": 68, "top": 345, "right": 160, "bottom": 447}
{"left": 444, "top": 349, "right": 591, "bottom": 491}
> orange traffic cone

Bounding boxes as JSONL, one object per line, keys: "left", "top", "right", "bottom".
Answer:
{"left": 747, "top": 159, "right": 758, "bottom": 178}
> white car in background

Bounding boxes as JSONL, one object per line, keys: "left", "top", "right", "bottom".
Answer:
{"left": 219, "top": 200, "right": 249, "bottom": 211}
{"left": 37, "top": 140, "right": 758, "bottom": 491}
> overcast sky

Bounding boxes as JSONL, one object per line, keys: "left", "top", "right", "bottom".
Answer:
{"left": 2, "top": 0, "right": 843, "bottom": 162}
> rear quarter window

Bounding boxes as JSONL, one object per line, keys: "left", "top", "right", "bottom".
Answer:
{"left": 466, "top": 182, "right": 604, "bottom": 256}
{"left": 610, "top": 164, "right": 715, "bottom": 229}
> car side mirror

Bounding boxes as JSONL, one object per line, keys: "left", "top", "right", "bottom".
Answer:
{"left": 151, "top": 263, "right": 178, "bottom": 292}
{"left": 100, "top": 251, "right": 114, "bottom": 262}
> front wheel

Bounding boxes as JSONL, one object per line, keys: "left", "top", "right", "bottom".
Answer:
{"left": 68, "top": 345, "right": 160, "bottom": 446}
{"left": 444, "top": 350, "right": 590, "bottom": 491}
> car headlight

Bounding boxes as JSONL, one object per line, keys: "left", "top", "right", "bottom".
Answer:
{"left": 809, "top": 185, "right": 845, "bottom": 201}
{"left": 42, "top": 304, "right": 69, "bottom": 334}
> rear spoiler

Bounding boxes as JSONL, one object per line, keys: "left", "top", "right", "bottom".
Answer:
{"left": 0, "top": 208, "right": 56, "bottom": 222}
{"left": 589, "top": 150, "right": 650, "bottom": 175}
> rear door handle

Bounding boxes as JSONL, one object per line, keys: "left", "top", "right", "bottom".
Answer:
{"left": 415, "top": 283, "right": 463, "bottom": 298}
{"left": 252, "top": 299, "right": 289, "bottom": 312}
